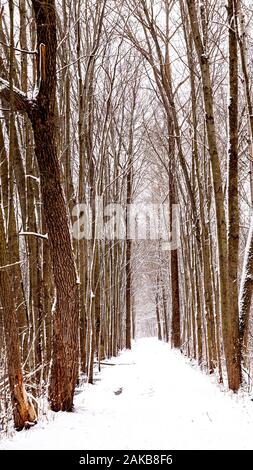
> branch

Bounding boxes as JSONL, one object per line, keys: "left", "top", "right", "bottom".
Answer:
{"left": 19, "top": 231, "right": 48, "bottom": 240}
{"left": 0, "top": 77, "right": 31, "bottom": 112}
{"left": 0, "top": 40, "right": 37, "bottom": 55}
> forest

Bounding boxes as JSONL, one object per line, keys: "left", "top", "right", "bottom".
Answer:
{"left": 0, "top": 0, "right": 253, "bottom": 449}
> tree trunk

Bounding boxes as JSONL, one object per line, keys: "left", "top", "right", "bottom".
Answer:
{"left": 227, "top": 0, "right": 242, "bottom": 389}
{"left": 29, "top": 0, "right": 79, "bottom": 411}
{"left": 187, "top": 0, "right": 239, "bottom": 390}
{"left": 169, "top": 132, "right": 180, "bottom": 349}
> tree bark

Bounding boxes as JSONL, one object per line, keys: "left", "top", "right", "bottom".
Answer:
{"left": 227, "top": 0, "right": 242, "bottom": 389}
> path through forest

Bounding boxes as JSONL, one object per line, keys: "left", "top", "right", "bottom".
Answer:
{"left": 1, "top": 338, "right": 253, "bottom": 450}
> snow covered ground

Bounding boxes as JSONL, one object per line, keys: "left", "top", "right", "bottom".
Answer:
{"left": 1, "top": 338, "right": 253, "bottom": 450}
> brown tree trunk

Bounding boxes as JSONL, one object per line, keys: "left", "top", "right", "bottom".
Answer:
{"left": 26, "top": 0, "right": 79, "bottom": 411}
{"left": 155, "top": 281, "right": 162, "bottom": 341}
{"left": 227, "top": 0, "right": 242, "bottom": 389}
{"left": 169, "top": 132, "right": 180, "bottom": 349}
{"left": 125, "top": 125, "right": 133, "bottom": 350}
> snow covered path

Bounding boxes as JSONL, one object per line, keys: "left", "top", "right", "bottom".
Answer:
{"left": 1, "top": 338, "right": 253, "bottom": 450}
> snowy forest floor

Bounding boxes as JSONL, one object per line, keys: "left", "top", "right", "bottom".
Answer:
{"left": 1, "top": 338, "right": 253, "bottom": 450}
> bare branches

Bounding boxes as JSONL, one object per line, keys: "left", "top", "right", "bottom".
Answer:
{"left": 0, "top": 40, "right": 37, "bottom": 55}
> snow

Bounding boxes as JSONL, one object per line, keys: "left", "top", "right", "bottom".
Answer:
{"left": 1, "top": 338, "right": 253, "bottom": 450}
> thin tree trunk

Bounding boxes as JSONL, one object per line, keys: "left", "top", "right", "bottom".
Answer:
{"left": 227, "top": 0, "right": 241, "bottom": 389}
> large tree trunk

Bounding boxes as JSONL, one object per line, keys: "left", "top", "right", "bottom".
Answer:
{"left": 31, "top": 114, "right": 79, "bottom": 410}
{"left": 30, "top": 0, "right": 79, "bottom": 411}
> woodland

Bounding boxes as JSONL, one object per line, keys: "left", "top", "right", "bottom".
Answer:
{"left": 0, "top": 0, "right": 253, "bottom": 436}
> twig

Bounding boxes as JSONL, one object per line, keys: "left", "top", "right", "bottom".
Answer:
{"left": 0, "top": 260, "right": 24, "bottom": 270}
